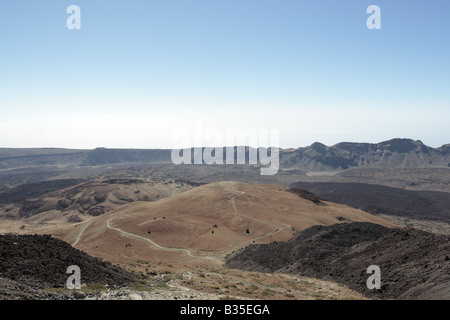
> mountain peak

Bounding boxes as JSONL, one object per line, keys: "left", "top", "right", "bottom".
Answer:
{"left": 310, "top": 142, "right": 327, "bottom": 154}
{"left": 378, "top": 138, "right": 426, "bottom": 153}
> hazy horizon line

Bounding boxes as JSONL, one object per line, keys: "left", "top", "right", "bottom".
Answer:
{"left": 1, "top": 137, "right": 448, "bottom": 151}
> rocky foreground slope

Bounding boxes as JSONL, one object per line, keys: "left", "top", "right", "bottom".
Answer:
{"left": 0, "top": 233, "right": 138, "bottom": 299}
{"left": 226, "top": 222, "right": 450, "bottom": 300}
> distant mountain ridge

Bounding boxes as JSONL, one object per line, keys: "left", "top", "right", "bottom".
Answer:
{"left": 59, "top": 138, "right": 450, "bottom": 170}
{"left": 1, "top": 138, "right": 449, "bottom": 171}
{"left": 280, "top": 138, "right": 450, "bottom": 171}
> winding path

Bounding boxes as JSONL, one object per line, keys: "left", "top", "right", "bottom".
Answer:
{"left": 72, "top": 221, "right": 92, "bottom": 247}
{"left": 228, "top": 183, "right": 291, "bottom": 246}
{"left": 105, "top": 219, "right": 222, "bottom": 264}
{"left": 73, "top": 181, "right": 290, "bottom": 264}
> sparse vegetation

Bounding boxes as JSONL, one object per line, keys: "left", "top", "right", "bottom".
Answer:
{"left": 83, "top": 283, "right": 108, "bottom": 294}
{"left": 154, "top": 282, "right": 168, "bottom": 288}
{"left": 133, "top": 281, "right": 152, "bottom": 292}
{"left": 261, "top": 288, "right": 276, "bottom": 297}
{"left": 136, "top": 259, "right": 149, "bottom": 265}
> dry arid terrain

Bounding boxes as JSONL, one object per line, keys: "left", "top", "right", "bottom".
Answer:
{"left": 290, "top": 181, "right": 450, "bottom": 235}
{"left": 0, "top": 232, "right": 366, "bottom": 301}
{"left": 51, "top": 181, "right": 394, "bottom": 265}
{"left": 1, "top": 181, "right": 386, "bottom": 300}
{"left": 226, "top": 222, "right": 450, "bottom": 300}
{"left": 0, "top": 179, "right": 396, "bottom": 300}
{"left": 0, "top": 142, "right": 449, "bottom": 300}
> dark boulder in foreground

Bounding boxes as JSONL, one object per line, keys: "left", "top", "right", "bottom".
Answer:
{"left": 0, "top": 233, "right": 138, "bottom": 299}
{"left": 226, "top": 222, "right": 450, "bottom": 300}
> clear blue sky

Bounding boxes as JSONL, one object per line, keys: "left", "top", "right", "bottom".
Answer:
{"left": 1, "top": 0, "right": 449, "bottom": 149}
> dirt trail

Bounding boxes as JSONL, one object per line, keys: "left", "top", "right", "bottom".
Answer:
{"left": 72, "top": 181, "right": 290, "bottom": 264}
{"left": 105, "top": 219, "right": 222, "bottom": 264}
{"left": 228, "top": 182, "right": 290, "bottom": 245}
{"left": 72, "top": 220, "right": 93, "bottom": 247}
